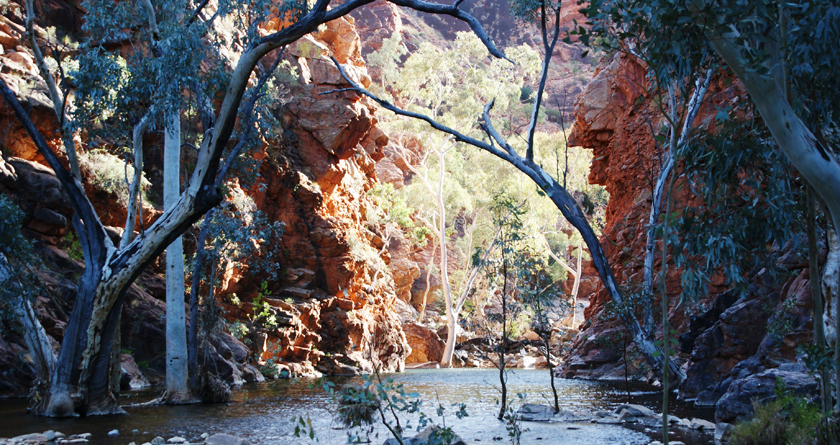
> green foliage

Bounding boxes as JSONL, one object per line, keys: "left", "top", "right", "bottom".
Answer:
{"left": 0, "top": 195, "right": 34, "bottom": 262}
{"left": 250, "top": 287, "right": 278, "bottom": 330}
{"left": 0, "top": 195, "right": 39, "bottom": 332}
{"left": 730, "top": 380, "right": 825, "bottom": 445}
{"left": 368, "top": 183, "right": 430, "bottom": 246}
{"left": 81, "top": 148, "right": 150, "bottom": 207}
{"left": 576, "top": 0, "right": 840, "bottom": 153}
{"left": 668, "top": 115, "right": 804, "bottom": 302}
{"left": 366, "top": 31, "right": 408, "bottom": 96}
{"left": 503, "top": 393, "right": 528, "bottom": 445}
{"left": 766, "top": 298, "right": 797, "bottom": 341}
{"left": 228, "top": 321, "right": 249, "bottom": 343}
{"left": 72, "top": 0, "right": 300, "bottom": 197}
{"left": 314, "top": 372, "right": 468, "bottom": 445}
{"left": 61, "top": 232, "right": 84, "bottom": 263}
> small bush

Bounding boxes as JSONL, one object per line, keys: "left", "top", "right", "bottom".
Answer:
{"left": 81, "top": 149, "right": 150, "bottom": 207}
{"left": 337, "top": 384, "right": 380, "bottom": 428}
{"left": 730, "top": 381, "right": 823, "bottom": 445}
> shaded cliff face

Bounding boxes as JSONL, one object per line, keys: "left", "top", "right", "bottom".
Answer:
{"left": 564, "top": 52, "right": 821, "bottom": 409}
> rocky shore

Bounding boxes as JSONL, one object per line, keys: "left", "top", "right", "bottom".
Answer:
{"left": 0, "top": 432, "right": 250, "bottom": 445}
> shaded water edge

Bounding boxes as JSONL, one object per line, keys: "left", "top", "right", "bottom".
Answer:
{"left": 0, "top": 369, "right": 715, "bottom": 444}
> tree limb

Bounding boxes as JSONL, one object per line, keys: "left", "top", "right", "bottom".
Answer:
{"left": 121, "top": 107, "right": 155, "bottom": 248}
{"left": 24, "top": 0, "right": 81, "bottom": 181}
{"left": 325, "top": 48, "right": 685, "bottom": 384}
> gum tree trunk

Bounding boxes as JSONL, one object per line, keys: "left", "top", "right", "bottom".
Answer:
{"left": 164, "top": 110, "right": 192, "bottom": 403}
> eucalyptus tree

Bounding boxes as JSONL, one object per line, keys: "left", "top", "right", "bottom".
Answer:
{"left": 370, "top": 31, "right": 541, "bottom": 367}
{"left": 2, "top": 0, "right": 507, "bottom": 417}
{"left": 330, "top": 0, "right": 685, "bottom": 383}
{"left": 579, "top": 0, "right": 840, "bottom": 419}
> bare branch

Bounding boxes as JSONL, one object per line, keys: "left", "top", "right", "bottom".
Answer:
{"left": 215, "top": 47, "right": 285, "bottom": 186}
{"left": 140, "top": 0, "right": 161, "bottom": 39}
{"left": 23, "top": 0, "right": 81, "bottom": 181}
{"left": 385, "top": 0, "right": 510, "bottom": 62}
{"left": 325, "top": 57, "right": 516, "bottom": 161}
{"left": 121, "top": 108, "right": 156, "bottom": 248}
{"left": 186, "top": 0, "right": 212, "bottom": 26}
{"left": 525, "top": 6, "right": 562, "bottom": 161}
{"left": 480, "top": 101, "right": 519, "bottom": 158}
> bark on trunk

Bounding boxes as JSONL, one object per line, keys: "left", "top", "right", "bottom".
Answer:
{"left": 164, "top": 110, "right": 192, "bottom": 404}
{"left": 808, "top": 188, "right": 831, "bottom": 413}
{"left": 823, "top": 227, "right": 840, "bottom": 411}
{"left": 0, "top": 254, "right": 56, "bottom": 384}
{"left": 438, "top": 147, "right": 456, "bottom": 368}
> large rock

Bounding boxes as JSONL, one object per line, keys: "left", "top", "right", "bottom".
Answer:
{"left": 383, "top": 426, "right": 466, "bottom": 445}
{"left": 715, "top": 365, "right": 818, "bottom": 423}
{"left": 403, "top": 322, "right": 445, "bottom": 364}
{"left": 120, "top": 353, "right": 151, "bottom": 390}
{"left": 204, "top": 434, "right": 252, "bottom": 445}
{"left": 679, "top": 299, "right": 770, "bottom": 401}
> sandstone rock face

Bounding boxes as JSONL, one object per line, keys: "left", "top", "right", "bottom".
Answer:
{"left": 403, "top": 322, "right": 445, "bottom": 364}
{"left": 217, "top": 17, "right": 410, "bottom": 374}
{"left": 564, "top": 50, "right": 823, "bottom": 425}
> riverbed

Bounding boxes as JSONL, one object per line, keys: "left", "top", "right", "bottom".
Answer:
{"left": 0, "top": 369, "right": 714, "bottom": 444}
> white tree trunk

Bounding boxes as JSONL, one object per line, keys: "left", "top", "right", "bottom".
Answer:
{"left": 641, "top": 70, "right": 712, "bottom": 335}
{"left": 572, "top": 240, "right": 582, "bottom": 326}
{"left": 164, "top": 110, "right": 191, "bottom": 403}
{"left": 823, "top": 227, "right": 840, "bottom": 409}
{"left": 438, "top": 146, "right": 456, "bottom": 368}
{"left": 121, "top": 111, "right": 153, "bottom": 248}
{"left": 705, "top": 24, "right": 840, "bottom": 251}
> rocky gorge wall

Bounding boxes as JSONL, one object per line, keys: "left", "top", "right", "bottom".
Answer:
{"left": 0, "top": 2, "right": 441, "bottom": 396}
{"left": 561, "top": 52, "right": 839, "bottom": 423}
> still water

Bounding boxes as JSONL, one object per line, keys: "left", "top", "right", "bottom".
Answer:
{"left": 0, "top": 369, "right": 714, "bottom": 444}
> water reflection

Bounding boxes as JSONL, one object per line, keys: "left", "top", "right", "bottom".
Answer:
{"left": 0, "top": 369, "right": 714, "bottom": 445}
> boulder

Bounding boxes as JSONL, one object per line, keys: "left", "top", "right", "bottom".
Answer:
{"left": 383, "top": 426, "right": 466, "bottom": 445}
{"left": 120, "top": 353, "right": 151, "bottom": 390}
{"left": 516, "top": 403, "right": 555, "bottom": 422}
{"left": 240, "top": 364, "right": 265, "bottom": 383}
{"left": 680, "top": 299, "right": 771, "bottom": 402}
{"left": 204, "top": 434, "right": 251, "bottom": 445}
{"left": 403, "top": 322, "right": 444, "bottom": 364}
{"left": 715, "top": 365, "right": 818, "bottom": 423}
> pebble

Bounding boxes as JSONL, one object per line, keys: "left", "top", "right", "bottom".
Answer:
{"left": 132, "top": 430, "right": 140, "bottom": 435}
{"left": 166, "top": 437, "right": 187, "bottom": 444}
{"left": 200, "top": 433, "right": 209, "bottom": 439}
{"left": 151, "top": 437, "right": 166, "bottom": 445}
{"left": 108, "top": 429, "right": 119, "bottom": 436}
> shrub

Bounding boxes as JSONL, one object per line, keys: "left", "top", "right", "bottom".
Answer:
{"left": 81, "top": 149, "right": 150, "bottom": 207}
{"left": 730, "top": 380, "right": 823, "bottom": 445}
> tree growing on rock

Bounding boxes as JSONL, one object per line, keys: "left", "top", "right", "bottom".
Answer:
{"left": 2, "top": 0, "right": 508, "bottom": 416}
